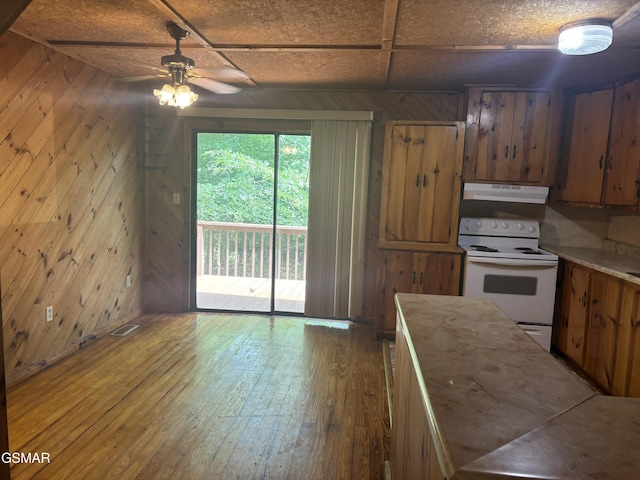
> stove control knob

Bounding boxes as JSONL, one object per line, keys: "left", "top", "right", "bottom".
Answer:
{"left": 528, "top": 226, "right": 536, "bottom": 233}
{"left": 476, "top": 221, "right": 482, "bottom": 228}
{"left": 491, "top": 222, "right": 498, "bottom": 229}
{"left": 517, "top": 223, "right": 524, "bottom": 230}
{"left": 501, "top": 222, "right": 509, "bottom": 229}
{"left": 463, "top": 222, "right": 470, "bottom": 230}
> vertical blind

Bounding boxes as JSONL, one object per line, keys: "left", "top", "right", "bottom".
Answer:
{"left": 304, "top": 120, "right": 372, "bottom": 319}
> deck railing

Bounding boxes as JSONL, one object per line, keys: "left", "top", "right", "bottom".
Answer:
{"left": 196, "top": 221, "right": 307, "bottom": 281}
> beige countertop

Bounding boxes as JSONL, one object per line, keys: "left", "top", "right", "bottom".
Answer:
{"left": 542, "top": 245, "right": 640, "bottom": 286}
{"left": 395, "top": 293, "right": 640, "bottom": 479}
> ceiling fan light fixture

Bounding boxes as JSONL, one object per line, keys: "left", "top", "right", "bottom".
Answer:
{"left": 153, "top": 83, "right": 198, "bottom": 108}
{"left": 558, "top": 20, "right": 613, "bottom": 55}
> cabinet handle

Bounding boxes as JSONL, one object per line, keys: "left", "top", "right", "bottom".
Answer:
{"left": 423, "top": 174, "right": 428, "bottom": 187}
{"left": 412, "top": 271, "right": 417, "bottom": 284}
{"left": 608, "top": 156, "right": 613, "bottom": 171}
{"left": 599, "top": 155, "right": 603, "bottom": 169}
{"left": 504, "top": 145, "right": 509, "bottom": 158}
{"left": 416, "top": 174, "right": 420, "bottom": 187}
{"left": 419, "top": 272, "right": 424, "bottom": 285}
{"left": 512, "top": 145, "right": 517, "bottom": 159}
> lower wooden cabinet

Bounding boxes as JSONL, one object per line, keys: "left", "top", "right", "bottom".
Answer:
{"left": 391, "top": 314, "right": 445, "bottom": 480}
{"left": 375, "top": 250, "right": 461, "bottom": 337}
{"left": 554, "top": 260, "right": 640, "bottom": 397}
{"left": 612, "top": 283, "right": 640, "bottom": 396}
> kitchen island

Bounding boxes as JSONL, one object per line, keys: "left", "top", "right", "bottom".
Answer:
{"left": 390, "top": 293, "right": 640, "bottom": 479}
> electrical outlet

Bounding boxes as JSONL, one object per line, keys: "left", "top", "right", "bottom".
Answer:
{"left": 46, "top": 306, "right": 53, "bottom": 322}
{"left": 172, "top": 193, "right": 181, "bottom": 205}
{"left": 126, "top": 274, "right": 131, "bottom": 287}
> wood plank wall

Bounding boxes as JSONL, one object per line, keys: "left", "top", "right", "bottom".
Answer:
{"left": 144, "top": 90, "right": 462, "bottom": 321}
{"left": 0, "top": 31, "right": 145, "bottom": 385}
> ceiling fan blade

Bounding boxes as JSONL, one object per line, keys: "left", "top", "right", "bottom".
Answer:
{"left": 189, "top": 77, "right": 241, "bottom": 94}
{"left": 190, "top": 67, "right": 249, "bottom": 80}
{"left": 119, "top": 74, "right": 167, "bottom": 83}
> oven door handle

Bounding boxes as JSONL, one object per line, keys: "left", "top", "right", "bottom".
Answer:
{"left": 466, "top": 257, "right": 558, "bottom": 268}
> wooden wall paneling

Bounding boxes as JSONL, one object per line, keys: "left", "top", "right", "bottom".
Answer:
{"left": 0, "top": 64, "right": 106, "bottom": 313}
{"left": 146, "top": 91, "right": 461, "bottom": 319}
{"left": 31, "top": 112, "right": 140, "bottom": 363}
{"left": 0, "top": 30, "right": 33, "bottom": 78}
{"left": 0, "top": 61, "right": 93, "bottom": 221}
{"left": 0, "top": 32, "right": 144, "bottom": 384}
{"left": 0, "top": 67, "right": 110, "bottom": 328}
{"left": 0, "top": 0, "right": 31, "bottom": 37}
{"left": 4, "top": 87, "right": 140, "bottom": 382}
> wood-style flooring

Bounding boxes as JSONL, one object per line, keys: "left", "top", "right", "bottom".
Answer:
{"left": 7, "top": 313, "right": 389, "bottom": 479}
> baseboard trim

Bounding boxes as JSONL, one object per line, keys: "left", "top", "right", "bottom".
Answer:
{"left": 6, "top": 309, "right": 143, "bottom": 388}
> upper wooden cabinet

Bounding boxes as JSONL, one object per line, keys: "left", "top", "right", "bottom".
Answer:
{"left": 553, "top": 79, "right": 640, "bottom": 209}
{"left": 603, "top": 79, "right": 640, "bottom": 208}
{"left": 553, "top": 89, "right": 613, "bottom": 204}
{"left": 379, "top": 121, "right": 465, "bottom": 249}
{"left": 464, "top": 87, "right": 563, "bottom": 186}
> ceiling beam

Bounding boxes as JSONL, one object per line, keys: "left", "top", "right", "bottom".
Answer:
{"left": 614, "top": 0, "right": 640, "bottom": 28}
{"left": 146, "top": 0, "right": 256, "bottom": 87}
{"left": 45, "top": 41, "right": 562, "bottom": 53}
{"left": 0, "top": 0, "right": 32, "bottom": 37}
{"left": 379, "top": 0, "right": 400, "bottom": 89}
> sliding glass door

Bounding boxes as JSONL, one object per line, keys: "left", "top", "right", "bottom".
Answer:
{"left": 194, "top": 131, "right": 310, "bottom": 314}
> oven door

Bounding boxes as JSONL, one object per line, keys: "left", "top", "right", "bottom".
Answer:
{"left": 462, "top": 257, "right": 558, "bottom": 326}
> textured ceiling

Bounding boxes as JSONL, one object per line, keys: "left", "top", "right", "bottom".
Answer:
{"left": 9, "top": 0, "right": 640, "bottom": 95}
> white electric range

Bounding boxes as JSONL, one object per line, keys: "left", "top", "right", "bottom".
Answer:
{"left": 458, "top": 217, "right": 558, "bottom": 351}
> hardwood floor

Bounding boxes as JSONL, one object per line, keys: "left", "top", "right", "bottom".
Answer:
{"left": 6, "top": 313, "right": 390, "bottom": 479}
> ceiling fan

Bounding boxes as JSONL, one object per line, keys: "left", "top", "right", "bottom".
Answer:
{"left": 126, "top": 22, "right": 249, "bottom": 108}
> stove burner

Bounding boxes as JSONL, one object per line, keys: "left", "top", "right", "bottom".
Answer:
{"left": 515, "top": 247, "right": 543, "bottom": 255}
{"left": 470, "top": 245, "right": 499, "bottom": 253}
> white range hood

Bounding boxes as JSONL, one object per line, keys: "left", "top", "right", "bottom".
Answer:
{"left": 463, "top": 183, "right": 549, "bottom": 204}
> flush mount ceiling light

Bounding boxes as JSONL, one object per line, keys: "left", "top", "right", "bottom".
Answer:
{"left": 558, "top": 20, "right": 613, "bottom": 55}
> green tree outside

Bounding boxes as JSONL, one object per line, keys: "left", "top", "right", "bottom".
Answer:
{"left": 196, "top": 133, "right": 310, "bottom": 280}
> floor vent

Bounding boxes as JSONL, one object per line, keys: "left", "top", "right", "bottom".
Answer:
{"left": 110, "top": 324, "right": 140, "bottom": 337}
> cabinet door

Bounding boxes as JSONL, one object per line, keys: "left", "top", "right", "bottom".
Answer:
{"left": 380, "top": 122, "right": 464, "bottom": 249}
{"left": 584, "top": 272, "right": 621, "bottom": 392}
{"left": 376, "top": 251, "right": 461, "bottom": 335}
{"left": 557, "top": 263, "right": 591, "bottom": 366}
{"left": 554, "top": 89, "right": 613, "bottom": 204}
{"left": 604, "top": 79, "right": 640, "bottom": 207}
{"left": 476, "top": 91, "right": 550, "bottom": 183}
{"left": 612, "top": 284, "right": 640, "bottom": 397}
{"left": 414, "top": 252, "right": 461, "bottom": 296}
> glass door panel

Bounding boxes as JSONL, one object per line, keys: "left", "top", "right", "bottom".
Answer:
{"left": 194, "top": 132, "right": 310, "bottom": 314}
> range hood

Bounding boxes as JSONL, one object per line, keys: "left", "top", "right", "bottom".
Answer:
{"left": 463, "top": 183, "right": 549, "bottom": 204}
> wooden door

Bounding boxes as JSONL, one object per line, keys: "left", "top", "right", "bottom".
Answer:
{"left": 414, "top": 252, "right": 461, "bottom": 296}
{"left": 554, "top": 89, "right": 613, "bottom": 204}
{"left": 414, "top": 125, "right": 459, "bottom": 244}
{"left": 583, "top": 272, "right": 621, "bottom": 392}
{"left": 560, "top": 263, "right": 591, "bottom": 366}
{"left": 476, "top": 91, "right": 516, "bottom": 181}
{"left": 604, "top": 79, "right": 640, "bottom": 207}
{"left": 376, "top": 251, "right": 415, "bottom": 335}
{"left": 612, "top": 284, "right": 640, "bottom": 397}
{"left": 376, "top": 251, "right": 461, "bottom": 335}
{"left": 379, "top": 122, "right": 464, "bottom": 249}
{"left": 509, "top": 91, "right": 551, "bottom": 183}
{"left": 476, "top": 91, "right": 550, "bottom": 183}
